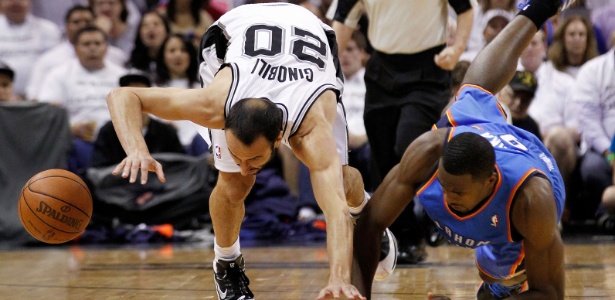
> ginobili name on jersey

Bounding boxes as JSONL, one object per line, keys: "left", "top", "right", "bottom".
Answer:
{"left": 251, "top": 58, "right": 314, "bottom": 83}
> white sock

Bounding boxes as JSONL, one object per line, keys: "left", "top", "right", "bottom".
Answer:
{"left": 214, "top": 237, "right": 241, "bottom": 261}
{"left": 348, "top": 191, "right": 370, "bottom": 216}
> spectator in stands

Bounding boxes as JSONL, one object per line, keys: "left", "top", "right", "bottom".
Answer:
{"left": 573, "top": 46, "right": 615, "bottom": 228}
{"left": 519, "top": 29, "right": 548, "bottom": 73}
{"left": 547, "top": 14, "right": 598, "bottom": 78}
{"left": 0, "top": 61, "right": 20, "bottom": 102}
{"left": 127, "top": 10, "right": 170, "bottom": 75}
{"left": 26, "top": 5, "right": 127, "bottom": 101}
{"left": 496, "top": 70, "right": 541, "bottom": 140}
{"left": 91, "top": 70, "right": 185, "bottom": 168}
{"left": 466, "top": 0, "right": 517, "bottom": 53}
{"left": 328, "top": 0, "right": 474, "bottom": 265}
{"left": 158, "top": 0, "right": 214, "bottom": 49}
{"left": 154, "top": 33, "right": 200, "bottom": 151}
{"left": 37, "top": 26, "right": 126, "bottom": 177}
{"left": 460, "top": 9, "right": 515, "bottom": 62}
{"left": 528, "top": 16, "right": 599, "bottom": 223}
{"left": 90, "top": 0, "right": 139, "bottom": 55}
{"left": 0, "top": 0, "right": 62, "bottom": 97}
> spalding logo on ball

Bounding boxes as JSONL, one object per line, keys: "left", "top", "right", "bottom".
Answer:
{"left": 18, "top": 169, "right": 93, "bottom": 244}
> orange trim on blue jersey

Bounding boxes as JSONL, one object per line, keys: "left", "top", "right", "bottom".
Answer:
{"left": 457, "top": 83, "right": 493, "bottom": 98}
{"left": 431, "top": 124, "right": 438, "bottom": 130}
{"left": 476, "top": 260, "right": 499, "bottom": 280}
{"left": 509, "top": 241, "right": 526, "bottom": 277}
{"left": 444, "top": 165, "right": 503, "bottom": 221}
{"left": 416, "top": 171, "right": 439, "bottom": 196}
{"left": 445, "top": 109, "right": 458, "bottom": 127}
{"left": 505, "top": 168, "right": 542, "bottom": 242}
{"left": 447, "top": 127, "right": 456, "bottom": 141}
{"left": 495, "top": 102, "right": 509, "bottom": 122}
{"left": 471, "top": 125, "right": 484, "bottom": 130}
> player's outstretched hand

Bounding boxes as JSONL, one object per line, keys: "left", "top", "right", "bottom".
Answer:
{"left": 112, "top": 151, "right": 166, "bottom": 184}
{"left": 316, "top": 282, "right": 366, "bottom": 300}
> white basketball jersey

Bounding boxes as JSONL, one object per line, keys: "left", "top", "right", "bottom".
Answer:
{"left": 199, "top": 3, "right": 344, "bottom": 145}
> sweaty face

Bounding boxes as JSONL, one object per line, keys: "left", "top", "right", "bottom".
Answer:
{"left": 225, "top": 130, "right": 278, "bottom": 176}
{"left": 437, "top": 161, "right": 496, "bottom": 214}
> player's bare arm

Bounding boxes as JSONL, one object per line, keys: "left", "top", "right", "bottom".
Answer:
{"left": 351, "top": 129, "right": 447, "bottom": 297}
{"left": 462, "top": 17, "right": 537, "bottom": 95}
{"left": 105, "top": 67, "right": 232, "bottom": 184}
{"left": 510, "top": 176, "right": 565, "bottom": 299}
{"left": 290, "top": 91, "right": 364, "bottom": 300}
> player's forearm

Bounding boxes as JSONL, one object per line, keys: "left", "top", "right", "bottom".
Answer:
{"left": 311, "top": 167, "right": 354, "bottom": 282}
{"left": 106, "top": 88, "right": 149, "bottom": 155}
{"left": 324, "top": 207, "right": 354, "bottom": 282}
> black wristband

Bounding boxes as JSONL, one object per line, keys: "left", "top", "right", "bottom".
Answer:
{"left": 517, "top": 1, "right": 559, "bottom": 30}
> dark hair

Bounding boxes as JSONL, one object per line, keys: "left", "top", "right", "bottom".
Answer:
{"left": 64, "top": 5, "right": 93, "bottom": 24}
{"left": 128, "top": 11, "right": 170, "bottom": 72}
{"left": 89, "top": 0, "right": 129, "bottom": 22}
{"left": 74, "top": 25, "right": 108, "bottom": 44}
{"left": 155, "top": 34, "right": 199, "bottom": 86}
{"left": 547, "top": 15, "right": 598, "bottom": 72}
{"left": 225, "top": 98, "right": 283, "bottom": 145}
{"left": 441, "top": 132, "right": 495, "bottom": 180}
{"left": 166, "top": 0, "right": 202, "bottom": 26}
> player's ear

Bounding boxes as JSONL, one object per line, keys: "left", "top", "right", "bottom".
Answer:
{"left": 274, "top": 131, "right": 283, "bottom": 148}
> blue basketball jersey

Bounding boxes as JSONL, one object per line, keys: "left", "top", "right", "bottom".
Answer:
{"left": 417, "top": 85, "right": 565, "bottom": 249}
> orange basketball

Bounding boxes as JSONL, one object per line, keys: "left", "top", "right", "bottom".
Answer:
{"left": 18, "top": 169, "right": 92, "bottom": 244}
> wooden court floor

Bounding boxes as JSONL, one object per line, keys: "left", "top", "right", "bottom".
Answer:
{"left": 0, "top": 236, "right": 614, "bottom": 299}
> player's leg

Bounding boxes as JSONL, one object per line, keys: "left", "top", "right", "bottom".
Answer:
{"left": 462, "top": 0, "right": 568, "bottom": 94}
{"left": 208, "top": 129, "right": 255, "bottom": 300}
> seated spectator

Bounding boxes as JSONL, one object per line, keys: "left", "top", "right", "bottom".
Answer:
{"left": 90, "top": 0, "right": 139, "bottom": 56}
{"left": 0, "top": 61, "right": 22, "bottom": 102}
{"left": 529, "top": 15, "right": 599, "bottom": 223}
{"left": 519, "top": 29, "right": 548, "bottom": 73}
{"left": 465, "top": 0, "right": 517, "bottom": 54}
{"left": 154, "top": 33, "right": 200, "bottom": 151}
{"left": 157, "top": 0, "right": 214, "bottom": 49}
{"left": 0, "top": 0, "right": 62, "bottom": 97}
{"left": 127, "top": 10, "right": 170, "bottom": 76}
{"left": 26, "top": 5, "right": 127, "bottom": 101}
{"left": 573, "top": 46, "right": 615, "bottom": 227}
{"left": 91, "top": 70, "right": 185, "bottom": 168}
{"left": 597, "top": 134, "right": 615, "bottom": 233}
{"left": 37, "top": 26, "right": 126, "bottom": 177}
{"left": 460, "top": 9, "right": 515, "bottom": 62}
{"left": 496, "top": 71, "right": 541, "bottom": 140}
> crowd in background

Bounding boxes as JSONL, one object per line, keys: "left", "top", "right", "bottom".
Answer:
{"left": 0, "top": 0, "right": 614, "bottom": 251}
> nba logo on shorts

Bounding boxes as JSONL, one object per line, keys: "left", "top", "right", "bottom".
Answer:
{"left": 215, "top": 145, "right": 221, "bottom": 160}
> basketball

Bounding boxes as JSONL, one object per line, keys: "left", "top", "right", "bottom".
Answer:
{"left": 18, "top": 169, "right": 92, "bottom": 244}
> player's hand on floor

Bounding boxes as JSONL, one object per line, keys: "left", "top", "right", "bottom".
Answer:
{"left": 112, "top": 151, "right": 165, "bottom": 184}
{"left": 427, "top": 292, "right": 451, "bottom": 300}
{"left": 316, "top": 282, "right": 366, "bottom": 300}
